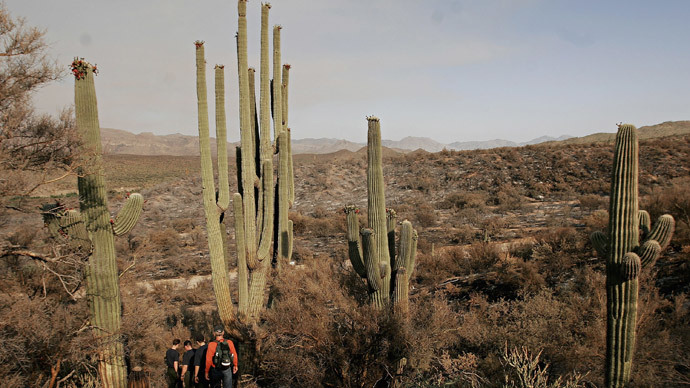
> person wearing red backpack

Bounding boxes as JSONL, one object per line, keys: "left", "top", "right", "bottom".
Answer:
{"left": 204, "top": 325, "right": 238, "bottom": 388}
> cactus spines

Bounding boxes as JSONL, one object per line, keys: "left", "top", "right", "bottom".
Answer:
{"left": 71, "top": 58, "right": 143, "bottom": 388}
{"left": 590, "top": 123, "right": 675, "bottom": 388}
{"left": 345, "top": 117, "right": 418, "bottom": 310}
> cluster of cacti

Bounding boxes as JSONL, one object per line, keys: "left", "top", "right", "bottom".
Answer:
{"left": 344, "top": 117, "right": 418, "bottom": 311}
{"left": 41, "top": 58, "right": 143, "bottom": 388}
{"left": 194, "top": 0, "right": 293, "bottom": 338}
{"left": 590, "top": 124, "right": 674, "bottom": 388}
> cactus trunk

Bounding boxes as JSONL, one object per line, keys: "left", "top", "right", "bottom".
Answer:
{"left": 74, "top": 60, "right": 127, "bottom": 388}
{"left": 605, "top": 124, "right": 639, "bottom": 387}
{"left": 591, "top": 124, "right": 675, "bottom": 388}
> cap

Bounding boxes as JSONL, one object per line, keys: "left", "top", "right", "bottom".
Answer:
{"left": 213, "top": 325, "right": 224, "bottom": 334}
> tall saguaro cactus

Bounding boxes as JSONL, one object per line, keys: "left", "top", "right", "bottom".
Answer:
{"left": 195, "top": 0, "right": 294, "bottom": 339}
{"left": 45, "top": 58, "right": 143, "bottom": 388}
{"left": 344, "top": 117, "right": 418, "bottom": 310}
{"left": 590, "top": 124, "right": 674, "bottom": 388}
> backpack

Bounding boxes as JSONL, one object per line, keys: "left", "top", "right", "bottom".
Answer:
{"left": 212, "top": 340, "right": 234, "bottom": 369}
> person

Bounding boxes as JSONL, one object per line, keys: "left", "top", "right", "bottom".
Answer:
{"left": 205, "top": 326, "right": 238, "bottom": 388}
{"left": 165, "top": 339, "right": 181, "bottom": 388}
{"left": 193, "top": 334, "right": 209, "bottom": 388}
{"left": 180, "top": 340, "right": 195, "bottom": 387}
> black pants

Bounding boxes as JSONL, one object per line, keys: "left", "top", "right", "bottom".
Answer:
{"left": 166, "top": 367, "right": 181, "bottom": 388}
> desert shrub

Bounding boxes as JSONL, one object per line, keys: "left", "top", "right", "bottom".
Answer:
{"left": 291, "top": 211, "right": 344, "bottom": 238}
{"left": 643, "top": 178, "right": 690, "bottom": 249}
{"left": 496, "top": 184, "right": 526, "bottom": 212}
{"left": 171, "top": 217, "right": 196, "bottom": 233}
{"left": 260, "top": 259, "right": 458, "bottom": 387}
{"left": 501, "top": 345, "right": 586, "bottom": 388}
{"left": 414, "top": 202, "right": 437, "bottom": 228}
{"left": 582, "top": 209, "right": 608, "bottom": 235}
{"left": 455, "top": 282, "right": 605, "bottom": 385}
{"left": 7, "top": 225, "right": 36, "bottom": 247}
{"left": 481, "top": 216, "right": 511, "bottom": 241}
{"left": 578, "top": 193, "right": 607, "bottom": 212}
{"left": 147, "top": 228, "right": 181, "bottom": 254}
{"left": 441, "top": 191, "right": 488, "bottom": 210}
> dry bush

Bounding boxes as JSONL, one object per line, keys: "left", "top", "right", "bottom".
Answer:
{"left": 171, "top": 217, "right": 196, "bottom": 233}
{"left": 481, "top": 216, "right": 511, "bottom": 241}
{"left": 414, "top": 202, "right": 437, "bottom": 228}
{"left": 501, "top": 345, "right": 586, "bottom": 388}
{"left": 290, "top": 211, "right": 344, "bottom": 238}
{"left": 441, "top": 191, "right": 488, "bottom": 211}
{"left": 147, "top": 228, "right": 181, "bottom": 254}
{"left": 495, "top": 184, "right": 526, "bottom": 212}
{"left": 578, "top": 193, "right": 607, "bottom": 212}
{"left": 643, "top": 178, "right": 690, "bottom": 249}
{"left": 456, "top": 273, "right": 605, "bottom": 386}
{"left": 260, "top": 258, "right": 457, "bottom": 387}
{"left": 121, "top": 285, "right": 193, "bottom": 386}
{"left": 582, "top": 209, "right": 608, "bottom": 235}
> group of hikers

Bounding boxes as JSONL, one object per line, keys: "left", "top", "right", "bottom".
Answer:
{"left": 165, "top": 326, "right": 239, "bottom": 388}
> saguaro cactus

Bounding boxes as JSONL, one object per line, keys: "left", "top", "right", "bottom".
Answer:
{"left": 590, "top": 124, "right": 674, "bottom": 388}
{"left": 195, "top": 1, "right": 294, "bottom": 337}
{"left": 344, "top": 117, "right": 418, "bottom": 310}
{"left": 43, "top": 58, "right": 143, "bottom": 388}
{"left": 273, "top": 27, "right": 294, "bottom": 270}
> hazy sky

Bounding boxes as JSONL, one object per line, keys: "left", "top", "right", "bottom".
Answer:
{"left": 5, "top": 0, "right": 690, "bottom": 143}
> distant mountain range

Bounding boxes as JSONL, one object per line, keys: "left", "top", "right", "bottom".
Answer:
{"left": 100, "top": 121, "right": 690, "bottom": 156}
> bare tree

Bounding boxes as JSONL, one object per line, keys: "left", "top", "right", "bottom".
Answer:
{"left": 0, "top": 3, "right": 79, "bottom": 213}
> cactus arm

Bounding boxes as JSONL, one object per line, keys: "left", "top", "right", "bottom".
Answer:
{"left": 621, "top": 252, "right": 641, "bottom": 280}
{"left": 112, "top": 193, "right": 143, "bottom": 236}
{"left": 287, "top": 219, "right": 293, "bottom": 261}
{"left": 287, "top": 128, "right": 295, "bottom": 207}
{"left": 233, "top": 193, "right": 248, "bottom": 313}
{"left": 257, "top": 159, "right": 275, "bottom": 262}
{"left": 195, "top": 43, "right": 236, "bottom": 331}
{"left": 248, "top": 68, "right": 261, "bottom": 175}
{"left": 272, "top": 25, "right": 283, "bottom": 139}
{"left": 345, "top": 206, "right": 366, "bottom": 278}
{"left": 637, "top": 240, "right": 661, "bottom": 268}
{"left": 387, "top": 208, "right": 397, "bottom": 266}
{"left": 64, "top": 210, "right": 90, "bottom": 247}
{"left": 281, "top": 64, "right": 289, "bottom": 129}
{"left": 259, "top": 3, "right": 272, "bottom": 165}
{"left": 282, "top": 64, "right": 295, "bottom": 206}
{"left": 646, "top": 214, "right": 674, "bottom": 252}
{"left": 407, "top": 229, "right": 418, "bottom": 276}
{"left": 638, "top": 210, "right": 651, "bottom": 237}
{"left": 392, "top": 267, "right": 409, "bottom": 316}
{"left": 214, "top": 65, "right": 230, "bottom": 211}
{"left": 590, "top": 231, "right": 609, "bottom": 258}
{"left": 276, "top": 130, "right": 291, "bottom": 266}
{"left": 394, "top": 220, "right": 414, "bottom": 272}
{"left": 361, "top": 228, "right": 382, "bottom": 293}
{"left": 237, "top": 0, "right": 258, "bottom": 270}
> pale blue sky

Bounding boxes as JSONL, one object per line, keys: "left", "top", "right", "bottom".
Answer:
{"left": 5, "top": 0, "right": 690, "bottom": 143}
